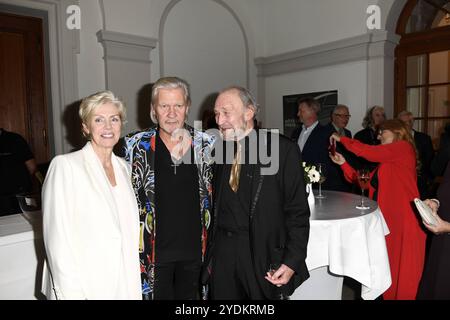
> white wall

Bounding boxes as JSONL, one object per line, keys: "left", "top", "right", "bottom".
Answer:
{"left": 162, "top": 0, "right": 247, "bottom": 123}
{"left": 101, "top": 0, "right": 153, "bottom": 37}
{"left": 77, "top": 0, "right": 105, "bottom": 98}
{"left": 75, "top": 0, "right": 261, "bottom": 133}
{"left": 258, "top": 0, "right": 401, "bottom": 132}
{"left": 9, "top": 0, "right": 401, "bottom": 150}
{"left": 264, "top": 61, "right": 368, "bottom": 135}
{"left": 260, "top": 0, "right": 371, "bottom": 56}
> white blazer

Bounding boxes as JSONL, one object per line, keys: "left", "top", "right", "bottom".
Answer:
{"left": 41, "top": 142, "right": 141, "bottom": 300}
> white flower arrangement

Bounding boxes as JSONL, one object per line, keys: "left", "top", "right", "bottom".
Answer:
{"left": 302, "top": 162, "right": 321, "bottom": 184}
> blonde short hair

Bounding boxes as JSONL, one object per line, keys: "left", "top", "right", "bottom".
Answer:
{"left": 79, "top": 90, "right": 126, "bottom": 138}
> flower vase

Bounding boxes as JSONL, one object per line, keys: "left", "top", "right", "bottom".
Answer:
{"left": 306, "top": 183, "right": 315, "bottom": 208}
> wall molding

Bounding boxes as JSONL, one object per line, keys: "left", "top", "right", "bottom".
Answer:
{"left": 255, "top": 31, "right": 401, "bottom": 77}
{"left": 97, "top": 30, "right": 157, "bottom": 64}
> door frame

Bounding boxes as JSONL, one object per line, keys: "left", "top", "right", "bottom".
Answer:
{"left": 0, "top": 0, "right": 80, "bottom": 157}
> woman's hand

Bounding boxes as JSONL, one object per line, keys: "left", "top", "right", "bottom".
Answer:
{"left": 329, "top": 151, "right": 346, "bottom": 165}
{"left": 422, "top": 199, "right": 450, "bottom": 235}
{"left": 423, "top": 199, "right": 439, "bottom": 212}
{"left": 330, "top": 133, "right": 341, "bottom": 144}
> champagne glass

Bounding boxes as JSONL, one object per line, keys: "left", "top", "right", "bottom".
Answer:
{"left": 356, "top": 168, "right": 370, "bottom": 210}
{"left": 315, "top": 163, "right": 326, "bottom": 199}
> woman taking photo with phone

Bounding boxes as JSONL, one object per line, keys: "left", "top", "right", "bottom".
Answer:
{"left": 329, "top": 119, "right": 426, "bottom": 300}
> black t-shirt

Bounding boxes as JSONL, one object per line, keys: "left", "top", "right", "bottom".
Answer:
{"left": 154, "top": 132, "right": 201, "bottom": 263}
{"left": 0, "top": 129, "right": 34, "bottom": 215}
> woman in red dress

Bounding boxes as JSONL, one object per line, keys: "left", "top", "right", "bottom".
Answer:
{"left": 329, "top": 119, "right": 426, "bottom": 300}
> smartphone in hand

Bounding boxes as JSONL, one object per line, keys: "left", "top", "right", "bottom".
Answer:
{"left": 328, "top": 141, "right": 336, "bottom": 156}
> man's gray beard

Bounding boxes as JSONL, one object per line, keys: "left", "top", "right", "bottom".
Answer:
{"left": 222, "top": 123, "right": 249, "bottom": 141}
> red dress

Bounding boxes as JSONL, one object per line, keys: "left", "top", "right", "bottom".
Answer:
{"left": 339, "top": 137, "right": 426, "bottom": 300}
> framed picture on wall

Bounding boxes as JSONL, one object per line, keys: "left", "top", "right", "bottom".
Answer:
{"left": 283, "top": 90, "right": 338, "bottom": 138}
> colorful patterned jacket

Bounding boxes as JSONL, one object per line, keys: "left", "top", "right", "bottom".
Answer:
{"left": 124, "top": 125, "right": 215, "bottom": 300}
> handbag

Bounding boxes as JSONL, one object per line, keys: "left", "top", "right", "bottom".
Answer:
{"left": 414, "top": 198, "right": 438, "bottom": 227}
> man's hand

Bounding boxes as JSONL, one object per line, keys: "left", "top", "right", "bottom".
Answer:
{"left": 265, "top": 264, "right": 295, "bottom": 287}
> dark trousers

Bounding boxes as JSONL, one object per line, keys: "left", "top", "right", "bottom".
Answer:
{"left": 153, "top": 260, "right": 201, "bottom": 300}
{"left": 211, "top": 228, "right": 266, "bottom": 300}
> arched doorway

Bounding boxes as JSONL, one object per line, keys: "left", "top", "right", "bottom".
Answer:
{"left": 395, "top": 0, "right": 450, "bottom": 148}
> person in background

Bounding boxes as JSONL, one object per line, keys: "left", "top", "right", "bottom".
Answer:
{"left": 323, "top": 104, "right": 354, "bottom": 192}
{"left": 0, "top": 128, "right": 38, "bottom": 215}
{"left": 354, "top": 106, "right": 386, "bottom": 170}
{"left": 41, "top": 91, "right": 141, "bottom": 299}
{"left": 417, "top": 160, "right": 450, "bottom": 299}
{"left": 330, "top": 119, "right": 426, "bottom": 300}
{"left": 326, "top": 105, "right": 352, "bottom": 138}
{"left": 205, "top": 86, "right": 310, "bottom": 300}
{"left": 354, "top": 106, "right": 386, "bottom": 145}
{"left": 124, "top": 77, "right": 215, "bottom": 300}
{"left": 431, "top": 123, "right": 450, "bottom": 178}
{"left": 291, "top": 97, "right": 332, "bottom": 188}
{"left": 398, "top": 110, "right": 434, "bottom": 198}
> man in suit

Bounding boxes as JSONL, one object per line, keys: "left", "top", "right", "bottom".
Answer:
{"left": 323, "top": 105, "right": 354, "bottom": 192}
{"left": 291, "top": 97, "right": 332, "bottom": 189}
{"left": 326, "top": 104, "right": 352, "bottom": 138}
{"left": 398, "top": 110, "right": 434, "bottom": 198}
{"left": 205, "top": 86, "right": 310, "bottom": 299}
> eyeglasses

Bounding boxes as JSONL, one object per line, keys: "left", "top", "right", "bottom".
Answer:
{"left": 334, "top": 114, "right": 351, "bottom": 119}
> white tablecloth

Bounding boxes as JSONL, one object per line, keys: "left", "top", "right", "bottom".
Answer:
{"left": 0, "top": 212, "right": 44, "bottom": 300}
{"left": 292, "top": 191, "right": 392, "bottom": 300}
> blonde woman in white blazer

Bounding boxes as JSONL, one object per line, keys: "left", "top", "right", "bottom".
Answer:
{"left": 41, "top": 91, "right": 141, "bottom": 300}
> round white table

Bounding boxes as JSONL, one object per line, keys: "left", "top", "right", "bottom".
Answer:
{"left": 0, "top": 212, "right": 44, "bottom": 300}
{"left": 291, "top": 190, "right": 392, "bottom": 300}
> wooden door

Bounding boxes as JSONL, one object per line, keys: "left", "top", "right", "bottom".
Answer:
{"left": 0, "top": 12, "right": 49, "bottom": 163}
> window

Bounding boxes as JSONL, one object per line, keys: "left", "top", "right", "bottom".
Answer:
{"left": 396, "top": 0, "right": 450, "bottom": 149}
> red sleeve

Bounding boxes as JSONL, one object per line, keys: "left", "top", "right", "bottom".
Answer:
{"left": 340, "top": 161, "right": 357, "bottom": 184}
{"left": 340, "top": 137, "right": 411, "bottom": 164}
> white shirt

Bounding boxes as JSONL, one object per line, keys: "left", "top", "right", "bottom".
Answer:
{"left": 298, "top": 120, "right": 319, "bottom": 151}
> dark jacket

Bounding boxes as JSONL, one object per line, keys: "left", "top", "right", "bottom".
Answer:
{"left": 291, "top": 123, "right": 336, "bottom": 190}
{"left": 203, "top": 130, "right": 310, "bottom": 298}
{"left": 323, "top": 123, "right": 354, "bottom": 192}
{"left": 291, "top": 123, "right": 330, "bottom": 167}
{"left": 414, "top": 130, "right": 434, "bottom": 198}
{"left": 354, "top": 127, "right": 380, "bottom": 170}
{"left": 431, "top": 124, "right": 450, "bottom": 177}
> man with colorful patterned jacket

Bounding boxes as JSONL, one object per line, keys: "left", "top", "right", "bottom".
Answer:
{"left": 124, "top": 77, "right": 215, "bottom": 300}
